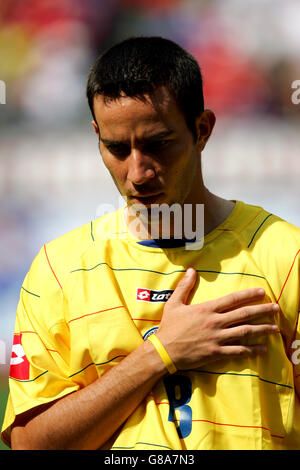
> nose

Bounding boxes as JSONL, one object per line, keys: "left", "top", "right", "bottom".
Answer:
{"left": 127, "top": 148, "right": 156, "bottom": 185}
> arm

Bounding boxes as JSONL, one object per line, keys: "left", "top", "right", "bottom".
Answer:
{"left": 11, "top": 338, "right": 166, "bottom": 450}
{"left": 11, "top": 268, "right": 278, "bottom": 450}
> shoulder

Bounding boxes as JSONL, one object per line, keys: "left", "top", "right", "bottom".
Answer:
{"left": 237, "top": 202, "right": 299, "bottom": 299}
{"left": 29, "top": 208, "right": 124, "bottom": 289}
{"left": 235, "top": 201, "right": 300, "bottom": 253}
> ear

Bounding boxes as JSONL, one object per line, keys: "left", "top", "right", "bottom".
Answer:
{"left": 195, "top": 110, "right": 216, "bottom": 152}
{"left": 91, "top": 120, "right": 99, "bottom": 136}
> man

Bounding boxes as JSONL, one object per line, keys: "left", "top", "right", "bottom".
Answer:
{"left": 2, "top": 37, "right": 300, "bottom": 450}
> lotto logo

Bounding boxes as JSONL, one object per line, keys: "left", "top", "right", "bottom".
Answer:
{"left": 136, "top": 288, "right": 173, "bottom": 303}
{"left": 9, "top": 334, "right": 30, "bottom": 380}
{"left": 136, "top": 288, "right": 151, "bottom": 301}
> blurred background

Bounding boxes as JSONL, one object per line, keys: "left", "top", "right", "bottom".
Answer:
{"left": 0, "top": 0, "right": 299, "bottom": 449}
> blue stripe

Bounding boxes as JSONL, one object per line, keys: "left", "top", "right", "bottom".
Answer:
{"left": 137, "top": 238, "right": 196, "bottom": 248}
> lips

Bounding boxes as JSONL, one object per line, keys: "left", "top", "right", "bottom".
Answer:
{"left": 129, "top": 193, "right": 164, "bottom": 205}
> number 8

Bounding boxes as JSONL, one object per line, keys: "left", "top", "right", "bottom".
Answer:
{"left": 163, "top": 375, "right": 192, "bottom": 438}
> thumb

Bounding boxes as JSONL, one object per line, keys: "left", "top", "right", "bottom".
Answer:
{"left": 169, "top": 267, "right": 197, "bottom": 305}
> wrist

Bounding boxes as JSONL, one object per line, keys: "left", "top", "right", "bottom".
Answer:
{"left": 147, "top": 334, "right": 177, "bottom": 375}
{"left": 141, "top": 336, "right": 170, "bottom": 378}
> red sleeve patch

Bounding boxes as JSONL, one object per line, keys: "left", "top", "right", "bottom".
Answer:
{"left": 9, "top": 334, "right": 30, "bottom": 380}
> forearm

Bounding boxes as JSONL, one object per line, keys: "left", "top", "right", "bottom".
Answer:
{"left": 11, "top": 340, "right": 167, "bottom": 450}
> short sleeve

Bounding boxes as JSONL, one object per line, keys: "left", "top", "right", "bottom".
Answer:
{"left": 288, "top": 249, "right": 300, "bottom": 397}
{"left": 291, "top": 313, "right": 300, "bottom": 399}
{"left": 1, "top": 246, "right": 79, "bottom": 448}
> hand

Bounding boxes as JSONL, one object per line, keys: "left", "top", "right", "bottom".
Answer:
{"left": 156, "top": 267, "right": 279, "bottom": 370}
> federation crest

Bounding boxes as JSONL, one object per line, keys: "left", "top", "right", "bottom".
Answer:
{"left": 143, "top": 327, "right": 159, "bottom": 341}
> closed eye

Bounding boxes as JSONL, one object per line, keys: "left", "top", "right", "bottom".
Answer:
{"left": 101, "top": 137, "right": 173, "bottom": 157}
{"left": 105, "top": 143, "right": 131, "bottom": 157}
{"left": 143, "top": 140, "right": 171, "bottom": 153}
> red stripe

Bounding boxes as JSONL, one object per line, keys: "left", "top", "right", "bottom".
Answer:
{"left": 190, "top": 418, "right": 284, "bottom": 438}
{"left": 69, "top": 305, "right": 125, "bottom": 323}
{"left": 132, "top": 318, "right": 161, "bottom": 322}
{"left": 154, "top": 403, "right": 284, "bottom": 439}
{"left": 15, "top": 331, "right": 61, "bottom": 356}
{"left": 18, "top": 330, "right": 37, "bottom": 334}
{"left": 46, "top": 348, "right": 63, "bottom": 359}
{"left": 44, "top": 244, "right": 63, "bottom": 290}
{"left": 276, "top": 249, "right": 300, "bottom": 303}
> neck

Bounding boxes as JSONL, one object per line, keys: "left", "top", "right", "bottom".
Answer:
{"left": 125, "top": 188, "right": 235, "bottom": 241}
{"left": 201, "top": 188, "right": 236, "bottom": 235}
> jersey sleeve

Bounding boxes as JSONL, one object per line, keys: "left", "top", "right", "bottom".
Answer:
{"left": 290, "top": 257, "right": 300, "bottom": 398}
{"left": 285, "top": 235, "right": 300, "bottom": 397}
{"left": 1, "top": 246, "right": 79, "bottom": 448}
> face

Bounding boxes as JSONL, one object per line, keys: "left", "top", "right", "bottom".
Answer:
{"left": 92, "top": 86, "right": 214, "bottom": 210}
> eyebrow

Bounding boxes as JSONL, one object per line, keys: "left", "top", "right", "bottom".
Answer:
{"left": 99, "top": 130, "right": 175, "bottom": 146}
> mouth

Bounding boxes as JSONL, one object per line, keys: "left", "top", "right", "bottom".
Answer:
{"left": 128, "top": 193, "right": 164, "bottom": 206}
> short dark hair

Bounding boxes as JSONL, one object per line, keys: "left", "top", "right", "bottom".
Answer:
{"left": 86, "top": 36, "right": 204, "bottom": 139}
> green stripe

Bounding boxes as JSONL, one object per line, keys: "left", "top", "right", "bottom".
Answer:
{"left": 112, "top": 441, "right": 173, "bottom": 450}
{"left": 21, "top": 287, "right": 40, "bottom": 298}
{"left": 197, "top": 270, "right": 265, "bottom": 280}
{"left": 68, "top": 355, "right": 126, "bottom": 378}
{"left": 9, "top": 370, "right": 48, "bottom": 383}
{"left": 187, "top": 369, "right": 293, "bottom": 390}
{"left": 9, "top": 356, "right": 125, "bottom": 383}
{"left": 248, "top": 214, "right": 273, "bottom": 248}
{"left": 70, "top": 262, "right": 265, "bottom": 280}
{"left": 91, "top": 221, "right": 95, "bottom": 241}
{"left": 71, "top": 262, "right": 184, "bottom": 275}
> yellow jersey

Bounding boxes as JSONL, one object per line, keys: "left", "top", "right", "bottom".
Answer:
{"left": 1, "top": 200, "right": 300, "bottom": 450}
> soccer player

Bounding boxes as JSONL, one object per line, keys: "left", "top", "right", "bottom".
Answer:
{"left": 2, "top": 37, "right": 300, "bottom": 450}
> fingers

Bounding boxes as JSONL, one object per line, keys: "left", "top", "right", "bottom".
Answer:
{"left": 212, "top": 288, "right": 267, "bottom": 313}
{"left": 168, "top": 267, "right": 197, "bottom": 305}
{"left": 219, "top": 302, "right": 279, "bottom": 328}
{"left": 220, "top": 322, "right": 279, "bottom": 344}
{"left": 217, "top": 343, "right": 268, "bottom": 359}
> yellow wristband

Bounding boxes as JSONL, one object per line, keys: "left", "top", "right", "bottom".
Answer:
{"left": 148, "top": 334, "right": 177, "bottom": 375}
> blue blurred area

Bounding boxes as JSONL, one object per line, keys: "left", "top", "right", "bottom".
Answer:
{"left": 0, "top": 0, "right": 299, "bottom": 369}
